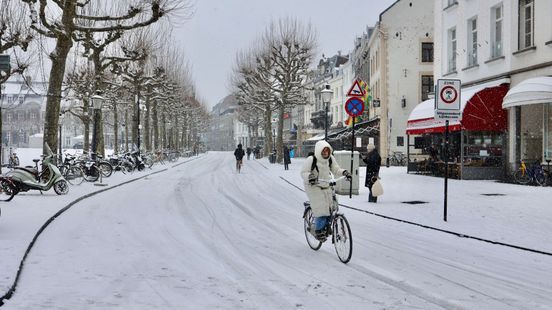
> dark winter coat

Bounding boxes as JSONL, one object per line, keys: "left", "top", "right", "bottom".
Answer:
{"left": 234, "top": 146, "right": 245, "bottom": 160}
{"left": 246, "top": 147, "right": 252, "bottom": 155}
{"left": 283, "top": 146, "right": 291, "bottom": 165}
{"left": 363, "top": 149, "right": 381, "bottom": 187}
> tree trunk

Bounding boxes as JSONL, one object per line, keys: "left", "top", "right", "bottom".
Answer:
{"left": 113, "top": 101, "right": 118, "bottom": 154}
{"left": 124, "top": 108, "right": 129, "bottom": 152}
{"left": 277, "top": 104, "right": 284, "bottom": 163}
{"left": 132, "top": 89, "right": 140, "bottom": 152}
{"left": 43, "top": 37, "right": 73, "bottom": 155}
{"left": 264, "top": 106, "right": 272, "bottom": 157}
{"left": 144, "top": 85, "right": 151, "bottom": 151}
{"left": 152, "top": 100, "right": 158, "bottom": 151}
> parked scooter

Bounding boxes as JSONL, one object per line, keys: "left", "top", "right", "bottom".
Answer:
{"left": 5, "top": 143, "right": 69, "bottom": 196}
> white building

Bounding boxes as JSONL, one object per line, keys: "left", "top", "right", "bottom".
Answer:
{"left": 367, "top": 0, "right": 435, "bottom": 161}
{"left": 430, "top": 0, "right": 552, "bottom": 175}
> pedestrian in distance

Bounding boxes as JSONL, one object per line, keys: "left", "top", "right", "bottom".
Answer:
{"left": 246, "top": 147, "right": 252, "bottom": 160}
{"left": 234, "top": 144, "right": 246, "bottom": 173}
{"left": 362, "top": 143, "right": 381, "bottom": 203}
{"left": 301, "top": 140, "right": 352, "bottom": 239}
{"left": 283, "top": 145, "right": 291, "bottom": 170}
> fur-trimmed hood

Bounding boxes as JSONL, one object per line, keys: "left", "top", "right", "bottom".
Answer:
{"left": 313, "top": 140, "right": 333, "bottom": 164}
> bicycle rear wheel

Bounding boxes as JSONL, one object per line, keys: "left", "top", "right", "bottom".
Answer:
{"left": 303, "top": 207, "right": 322, "bottom": 250}
{"left": 99, "top": 162, "right": 113, "bottom": 177}
{"left": 333, "top": 214, "right": 352, "bottom": 264}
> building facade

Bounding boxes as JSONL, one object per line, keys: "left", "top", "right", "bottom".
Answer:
{"left": 435, "top": 0, "right": 552, "bottom": 171}
{"left": 367, "top": 0, "right": 435, "bottom": 161}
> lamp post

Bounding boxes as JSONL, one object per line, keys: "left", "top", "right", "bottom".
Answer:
{"left": 320, "top": 84, "right": 333, "bottom": 141}
{"left": 58, "top": 112, "right": 65, "bottom": 163}
{"left": 90, "top": 94, "right": 104, "bottom": 160}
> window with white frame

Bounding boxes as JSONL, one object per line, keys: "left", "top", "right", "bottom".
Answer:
{"left": 491, "top": 4, "right": 503, "bottom": 58}
{"left": 518, "top": 0, "right": 534, "bottom": 49}
{"left": 447, "top": 27, "right": 457, "bottom": 72}
{"left": 467, "top": 17, "right": 478, "bottom": 66}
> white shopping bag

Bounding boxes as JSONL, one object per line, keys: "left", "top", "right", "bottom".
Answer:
{"left": 371, "top": 179, "right": 384, "bottom": 197}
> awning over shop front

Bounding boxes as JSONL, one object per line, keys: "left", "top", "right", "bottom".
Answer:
{"left": 406, "top": 80, "right": 509, "bottom": 135}
{"left": 502, "top": 76, "right": 552, "bottom": 109}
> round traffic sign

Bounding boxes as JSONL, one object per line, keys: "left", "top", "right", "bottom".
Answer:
{"left": 440, "top": 85, "right": 458, "bottom": 104}
{"left": 345, "top": 97, "right": 364, "bottom": 117}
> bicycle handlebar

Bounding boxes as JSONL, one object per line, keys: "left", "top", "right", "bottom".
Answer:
{"left": 316, "top": 175, "right": 349, "bottom": 186}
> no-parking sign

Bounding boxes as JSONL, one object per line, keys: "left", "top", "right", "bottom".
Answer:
{"left": 435, "top": 79, "right": 461, "bottom": 120}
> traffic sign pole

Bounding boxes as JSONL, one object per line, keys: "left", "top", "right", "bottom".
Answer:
{"left": 444, "top": 120, "right": 449, "bottom": 222}
{"left": 349, "top": 115, "right": 355, "bottom": 198}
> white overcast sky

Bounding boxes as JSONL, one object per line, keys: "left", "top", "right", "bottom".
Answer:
{"left": 175, "top": 0, "right": 398, "bottom": 109}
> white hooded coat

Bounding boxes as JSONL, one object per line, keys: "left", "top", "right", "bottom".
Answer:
{"left": 301, "top": 141, "right": 346, "bottom": 217}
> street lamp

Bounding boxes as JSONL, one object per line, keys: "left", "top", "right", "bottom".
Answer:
{"left": 90, "top": 94, "right": 104, "bottom": 159}
{"left": 320, "top": 84, "right": 333, "bottom": 141}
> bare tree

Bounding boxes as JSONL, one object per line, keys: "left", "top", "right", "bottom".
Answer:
{"left": 261, "top": 17, "right": 316, "bottom": 162}
{"left": 21, "top": 0, "right": 191, "bottom": 155}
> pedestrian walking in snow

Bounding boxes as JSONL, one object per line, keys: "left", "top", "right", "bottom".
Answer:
{"left": 362, "top": 143, "right": 381, "bottom": 203}
{"left": 246, "top": 147, "right": 252, "bottom": 160}
{"left": 283, "top": 145, "right": 291, "bottom": 170}
{"left": 234, "top": 144, "right": 245, "bottom": 173}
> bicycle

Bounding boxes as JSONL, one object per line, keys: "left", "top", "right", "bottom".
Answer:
{"left": 513, "top": 159, "right": 546, "bottom": 186}
{"left": 303, "top": 176, "right": 353, "bottom": 264}
{"left": 389, "top": 151, "right": 406, "bottom": 166}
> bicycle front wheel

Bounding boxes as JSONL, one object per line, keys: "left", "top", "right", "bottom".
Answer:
{"left": 303, "top": 207, "right": 322, "bottom": 250}
{"left": 333, "top": 214, "right": 353, "bottom": 264}
{"left": 513, "top": 170, "right": 530, "bottom": 185}
{"left": 64, "top": 166, "right": 84, "bottom": 185}
{"left": 0, "top": 179, "right": 16, "bottom": 202}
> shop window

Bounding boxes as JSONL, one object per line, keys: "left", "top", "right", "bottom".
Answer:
{"left": 463, "top": 131, "right": 504, "bottom": 167}
{"left": 545, "top": 103, "right": 552, "bottom": 160}
{"left": 397, "top": 136, "right": 404, "bottom": 147}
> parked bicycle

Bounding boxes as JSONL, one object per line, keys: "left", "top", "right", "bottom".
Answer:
{"left": 58, "top": 154, "right": 84, "bottom": 185}
{"left": 389, "top": 151, "right": 407, "bottom": 166}
{"left": 513, "top": 159, "right": 546, "bottom": 185}
{"left": 303, "top": 175, "right": 353, "bottom": 264}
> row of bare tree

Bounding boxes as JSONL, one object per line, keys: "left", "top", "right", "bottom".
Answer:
{"left": 229, "top": 17, "right": 317, "bottom": 163}
{"left": 1, "top": 0, "right": 208, "bottom": 157}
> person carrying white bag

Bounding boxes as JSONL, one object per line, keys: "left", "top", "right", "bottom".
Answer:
{"left": 362, "top": 143, "right": 382, "bottom": 203}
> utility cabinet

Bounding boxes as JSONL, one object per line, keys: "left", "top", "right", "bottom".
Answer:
{"left": 333, "top": 150, "right": 359, "bottom": 195}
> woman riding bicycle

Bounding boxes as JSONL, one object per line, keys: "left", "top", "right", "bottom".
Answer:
{"left": 301, "top": 140, "right": 351, "bottom": 238}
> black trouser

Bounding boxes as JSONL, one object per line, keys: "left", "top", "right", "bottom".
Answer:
{"left": 284, "top": 163, "right": 289, "bottom": 170}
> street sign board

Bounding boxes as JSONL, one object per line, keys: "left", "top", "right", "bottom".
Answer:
{"left": 344, "top": 97, "right": 364, "bottom": 117}
{"left": 0, "top": 54, "right": 10, "bottom": 72}
{"left": 346, "top": 79, "right": 365, "bottom": 97}
{"left": 435, "top": 79, "right": 461, "bottom": 120}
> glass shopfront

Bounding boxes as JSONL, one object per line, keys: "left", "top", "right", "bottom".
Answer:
{"left": 545, "top": 103, "right": 552, "bottom": 161}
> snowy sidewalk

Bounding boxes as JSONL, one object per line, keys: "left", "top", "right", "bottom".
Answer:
{"left": 254, "top": 156, "right": 552, "bottom": 255}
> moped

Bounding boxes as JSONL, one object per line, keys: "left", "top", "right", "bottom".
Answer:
{"left": 5, "top": 143, "right": 69, "bottom": 196}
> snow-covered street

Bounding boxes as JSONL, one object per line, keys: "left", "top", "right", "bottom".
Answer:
{"left": 1, "top": 152, "right": 551, "bottom": 309}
